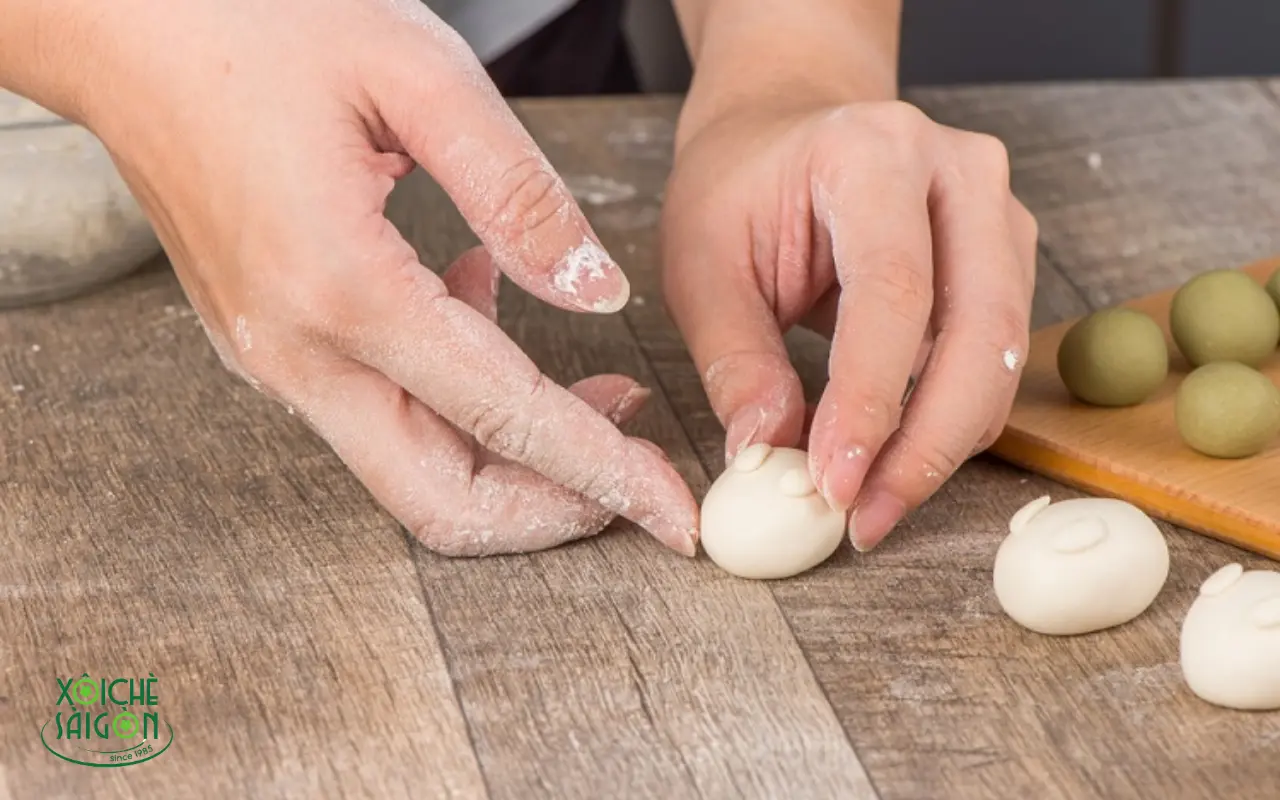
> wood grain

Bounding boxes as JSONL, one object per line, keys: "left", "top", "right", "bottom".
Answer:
{"left": 386, "top": 131, "right": 878, "bottom": 798}
{"left": 530, "top": 90, "right": 1280, "bottom": 799}
{"left": 0, "top": 268, "right": 487, "bottom": 798}
{"left": 992, "top": 258, "right": 1280, "bottom": 558}
{"left": 8, "top": 84, "right": 1280, "bottom": 800}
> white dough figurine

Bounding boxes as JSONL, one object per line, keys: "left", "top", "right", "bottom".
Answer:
{"left": 993, "top": 495, "right": 1170, "bottom": 635}
{"left": 699, "top": 444, "right": 846, "bottom": 579}
{"left": 1180, "top": 563, "right": 1280, "bottom": 710}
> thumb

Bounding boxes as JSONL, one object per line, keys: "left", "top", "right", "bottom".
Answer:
{"left": 369, "top": 19, "right": 630, "bottom": 315}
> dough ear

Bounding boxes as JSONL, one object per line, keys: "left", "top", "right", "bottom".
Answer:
{"left": 1250, "top": 597, "right": 1280, "bottom": 630}
{"left": 1050, "top": 517, "right": 1108, "bottom": 554}
{"left": 1200, "top": 563, "right": 1244, "bottom": 597}
{"left": 1009, "top": 495, "right": 1052, "bottom": 535}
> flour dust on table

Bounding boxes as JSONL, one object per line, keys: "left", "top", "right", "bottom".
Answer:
{"left": 994, "top": 495, "right": 1170, "bottom": 636}
{"left": 699, "top": 444, "right": 846, "bottom": 580}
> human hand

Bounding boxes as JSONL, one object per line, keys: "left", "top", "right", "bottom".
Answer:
{"left": 662, "top": 100, "right": 1037, "bottom": 552}
{"left": 10, "top": 0, "right": 698, "bottom": 556}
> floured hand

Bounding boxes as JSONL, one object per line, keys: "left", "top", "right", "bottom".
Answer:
{"left": 663, "top": 97, "right": 1036, "bottom": 553}
{"left": 0, "top": 0, "right": 698, "bottom": 556}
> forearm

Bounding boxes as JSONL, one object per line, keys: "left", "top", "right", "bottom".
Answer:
{"left": 0, "top": 0, "right": 106, "bottom": 123}
{"left": 672, "top": 0, "right": 902, "bottom": 143}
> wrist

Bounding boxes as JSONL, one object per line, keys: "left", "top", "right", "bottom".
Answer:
{"left": 674, "top": 1, "right": 901, "bottom": 150}
{"left": 0, "top": 0, "right": 109, "bottom": 125}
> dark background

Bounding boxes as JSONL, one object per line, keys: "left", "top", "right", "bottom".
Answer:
{"left": 900, "top": 0, "right": 1280, "bottom": 84}
{"left": 619, "top": 1, "right": 1280, "bottom": 93}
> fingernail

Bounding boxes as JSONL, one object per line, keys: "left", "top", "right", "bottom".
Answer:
{"left": 817, "top": 444, "right": 871, "bottom": 513}
{"left": 677, "top": 532, "right": 698, "bottom": 557}
{"left": 607, "top": 386, "right": 651, "bottom": 424}
{"left": 724, "top": 404, "right": 766, "bottom": 462}
{"left": 633, "top": 438, "right": 667, "bottom": 459}
{"left": 552, "top": 239, "right": 631, "bottom": 313}
{"left": 643, "top": 513, "right": 698, "bottom": 557}
{"left": 625, "top": 440, "right": 700, "bottom": 557}
{"left": 849, "top": 491, "right": 906, "bottom": 552}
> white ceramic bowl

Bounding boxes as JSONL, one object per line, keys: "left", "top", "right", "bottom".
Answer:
{"left": 0, "top": 90, "right": 160, "bottom": 308}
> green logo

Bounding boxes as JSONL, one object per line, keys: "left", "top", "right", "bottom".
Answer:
{"left": 39, "top": 673, "right": 175, "bottom": 767}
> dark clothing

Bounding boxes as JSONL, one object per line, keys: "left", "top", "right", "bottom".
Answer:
{"left": 485, "top": 0, "right": 640, "bottom": 97}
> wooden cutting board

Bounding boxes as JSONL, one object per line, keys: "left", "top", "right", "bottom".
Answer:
{"left": 989, "top": 257, "right": 1280, "bottom": 559}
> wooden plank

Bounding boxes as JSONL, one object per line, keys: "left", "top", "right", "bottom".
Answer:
{"left": 1020, "top": 116, "right": 1280, "bottom": 299}
{"left": 382, "top": 98, "right": 878, "bottom": 800}
{"left": 7, "top": 83, "right": 1280, "bottom": 799}
{"left": 582, "top": 87, "right": 1280, "bottom": 797}
{"left": 992, "top": 258, "right": 1280, "bottom": 559}
{"left": 0, "top": 267, "right": 487, "bottom": 798}
{"left": 910, "top": 79, "right": 1274, "bottom": 158}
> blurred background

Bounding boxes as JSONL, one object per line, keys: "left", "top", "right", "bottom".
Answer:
{"left": 497, "top": 0, "right": 1280, "bottom": 95}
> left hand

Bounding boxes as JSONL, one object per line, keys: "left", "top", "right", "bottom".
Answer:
{"left": 661, "top": 98, "right": 1038, "bottom": 552}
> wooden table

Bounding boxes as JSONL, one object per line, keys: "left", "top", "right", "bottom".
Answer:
{"left": 5, "top": 81, "right": 1280, "bottom": 799}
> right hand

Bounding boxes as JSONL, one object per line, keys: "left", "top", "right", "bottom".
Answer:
{"left": 14, "top": 0, "right": 698, "bottom": 556}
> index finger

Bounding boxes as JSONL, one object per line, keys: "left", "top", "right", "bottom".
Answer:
{"left": 369, "top": 18, "right": 630, "bottom": 315}
{"left": 354, "top": 260, "right": 698, "bottom": 556}
{"left": 806, "top": 156, "right": 936, "bottom": 515}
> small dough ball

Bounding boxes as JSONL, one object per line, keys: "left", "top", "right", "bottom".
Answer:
{"left": 993, "top": 495, "right": 1169, "bottom": 635}
{"left": 1268, "top": 268, "right": 1280, "bottom": 311}
{"left": 1056, "top": 308, "right": 1169, "bottom": 406}
{"left": 1175, "top": 362, "right": 1280, "bottom": 458}
{"left": 1181, "top": 564, "right": 1280, "bottom": 710}
{"left": 1169, "top": 269, "right": 1280, "bottom": 367}
{"left": 700, "top": 444, "right": 845, "bottom": 580}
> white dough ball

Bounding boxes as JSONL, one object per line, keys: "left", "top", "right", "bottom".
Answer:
{"left": 699, "top": 444, "right": 846, "bottom": 580}
{"left": 993, "top": 495, "right": 1169, "bottom": 635}
{"left": 1180, "top": 563, "right": 1280, "bottom": 710}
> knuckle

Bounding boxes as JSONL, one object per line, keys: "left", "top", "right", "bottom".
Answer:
{"left": 859, "top": 256, "right": 933, "bottom": 320}
{"left": 962, "top": 301, "right": 1030, "bottom": 372}
{"left": 818, "top": 101, "right": 932, "bottom": 169}
{"left": 900, "top": 427, "right": 965, "bottom": 484}
{"left": 465, "top": 372, "right": 548, "bottom": 461}
{"left": 1013, "top": 200, "right": 1040, "bottom": 247}
{"left": 480, "top": 157, "right": 570, "bottom": 241}
{"left": 991, "top": 301, "right": 1032, "bottom": 357}
{"left": 961, "top": 131, "right": 1012, "bottom": 184}
{"left": 843, "top": 386, "right": 903, "bottom": 433}
{"left": 869, "top": 101, "right": 931, "bottom": 137}
{"left": 974, "top": 423, "right": 1003, "bottom": 454}
{"left": 866, "top": 101, "right": 933, "bottom": 156}
{"left": 969, "top": 130, "right": 1011, "bottom": 164}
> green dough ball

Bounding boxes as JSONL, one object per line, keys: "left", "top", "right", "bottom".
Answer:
{"left": 1268, "top": 268, "right": 1280, "bottom": 311}
{"left": 1057, "top": 308, "right": 1169, "bottom": 406}
{"left": 1175, "top": 362, "right": 1280, "bottom": 458}
{"left": 1169, "top": 269, "right": 1280, "bottom": 367}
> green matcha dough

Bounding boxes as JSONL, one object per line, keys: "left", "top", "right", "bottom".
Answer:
{"left": 1169, "top": 269, "right": 1279, "bottom": 367}
{"left": 1175, "top": 362, "right": 1280, "bottom": 458}
{"left": 1268, "top": 268, "right": 1280, "bottom": 311}
{"left": 1057, "top": 308, "right": 1169, "bottom": 406}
